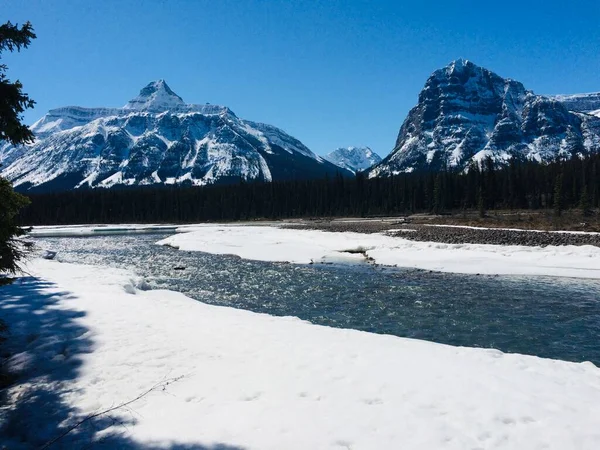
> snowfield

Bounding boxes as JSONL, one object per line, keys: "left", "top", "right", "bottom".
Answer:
{"left": 158, "top": 225, "right": 600, "bottom": 279}
{"left": 2, "top": 259, "right": 600, "bottom": 449}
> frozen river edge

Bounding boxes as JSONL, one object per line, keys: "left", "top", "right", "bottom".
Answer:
{"left": 28, "top": 222, "right": 600, "bottom": 279}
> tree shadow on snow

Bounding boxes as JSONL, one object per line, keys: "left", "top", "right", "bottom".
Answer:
{"left": 0, "top": 276, "right": 245, "bottom": 450}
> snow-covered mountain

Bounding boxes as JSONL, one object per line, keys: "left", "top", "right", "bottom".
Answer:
{"left": 0, "top": 80, "right": 349, "bottom": 192}
{"left": 323, "top": 146, "right": 381, "bottom": 173}
{"left": 369, "top": 59, "right": 600, "bottom": 176}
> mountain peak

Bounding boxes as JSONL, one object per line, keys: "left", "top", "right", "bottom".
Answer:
{"left": 370, "top": 60, "right": 599, "bottom": 177}
{"left": 443, "top": 58, "right": 479, "bottom": 77}
{"left": 324, "top": 146, "right": 381, "bottom": 173}
{"left": 448, "top": 58, "right": 470, "bottom": 68}
{"left": 124, "top": 80, "right": 185, "bottom": 111}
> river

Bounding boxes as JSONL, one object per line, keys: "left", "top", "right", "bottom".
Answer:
{"left": 34, "top": 233, "right": 600, "bottom": 365}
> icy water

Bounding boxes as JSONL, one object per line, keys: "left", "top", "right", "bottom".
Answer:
{"left": 35, "top": 234, "right": 600, "bottom": 365}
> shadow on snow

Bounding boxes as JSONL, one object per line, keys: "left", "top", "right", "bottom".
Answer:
{"left": 0, "top": 276, "right": 244, "bottom": 449}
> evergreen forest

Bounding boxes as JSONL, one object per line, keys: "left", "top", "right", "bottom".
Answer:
{"left": 17, "top": 154, "right": 600, "bottom": 225}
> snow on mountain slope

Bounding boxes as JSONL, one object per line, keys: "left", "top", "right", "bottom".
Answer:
{"left": 324, "top": 146, "right": 382, "bottom": 173}
{"left": 1, "top": 81, "right": 349, "bottom": 192}
{"left": 369, "top": 59, "right": 600, "bottom": 176}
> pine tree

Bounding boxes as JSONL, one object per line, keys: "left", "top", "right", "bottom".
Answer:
{"left": 478, "top": 187, "right": 486, "bottom": 218}
{"left": 0, "top": 20, "right": 35, "bottom": 274}
{"left": 580, "top": 185, "right": 591, "bottom": 217}
{"left": 0, "top": 178, "right": 30, "bottom": 274}
{"left": 432, "top": 173, "right": 442, "bottom": 214}
{"left": 553, "top": 172, "right": 564, "bottom": 217}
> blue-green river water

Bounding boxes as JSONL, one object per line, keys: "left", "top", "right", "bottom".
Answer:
{"left": 35, "top": 234, "right": 600, "bottom": 365}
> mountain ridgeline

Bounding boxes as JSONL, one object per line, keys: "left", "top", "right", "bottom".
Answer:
{"left": 0, "top": 80, "right": 350, "bottom": 192}
{"left": 13, "top": 60, "right": 600, "bottom": 224}
{"left": 369, "top": 59, "right": 600, "bottom": 177}
{"left": 2, "top": 61, "right": 600, "bottom": 195}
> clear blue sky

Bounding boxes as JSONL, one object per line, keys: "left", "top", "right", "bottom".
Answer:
{"left": 3, "top": 0, "right": 600, "bottom": 157}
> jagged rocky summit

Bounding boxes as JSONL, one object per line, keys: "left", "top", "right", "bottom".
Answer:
{"left": 369, "top": 59, "right": 600, "bottom": 176}
{"left": 323, "top": 146, "right": 381, "bottom": 173}
{"left": 0, "top": 80, "right": 349, "bottom": 192}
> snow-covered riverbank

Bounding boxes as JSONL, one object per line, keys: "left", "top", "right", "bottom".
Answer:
{"left": 2, "top": 259, "right": 600, "bottom": 449}
{"left": 158, "top": 225, "right": 600, "bottom": 279}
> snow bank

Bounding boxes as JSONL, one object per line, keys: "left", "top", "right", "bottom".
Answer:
{"left": 4, "top": 259, "right": 600, "bottom": 449}
{"left": 158, "top": 226, "right": 600, "bottom": 278}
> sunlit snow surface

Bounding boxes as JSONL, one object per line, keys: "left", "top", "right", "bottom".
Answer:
{"left": 4, "top": 259, "right": 600, "bottom": 449}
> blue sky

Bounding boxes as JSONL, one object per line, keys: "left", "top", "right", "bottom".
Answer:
{"left": 3, "top": 0, "right": 600, "bottom": 157}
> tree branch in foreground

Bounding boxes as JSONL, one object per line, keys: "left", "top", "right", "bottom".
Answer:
{"left": 39, "top": 375, "right": 185, "bottom": 449}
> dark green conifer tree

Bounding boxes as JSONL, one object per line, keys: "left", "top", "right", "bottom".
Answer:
{"left": 477, "top": 187, "right": 486, "bottom": 218}
{"left": 580, "top": 186, "right": 591, "bottom": 217}
{"left": 0, "top": 21, "right": 36, "bottom": 274}
{"left": 553, "top": 172, "right": 564, "bottom": 217}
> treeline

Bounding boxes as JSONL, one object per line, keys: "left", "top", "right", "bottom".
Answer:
{"left": 17, "top": 153, "right": 600, "bottom": 225}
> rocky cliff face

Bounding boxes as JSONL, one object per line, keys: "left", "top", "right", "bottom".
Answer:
{"left": 324, "top": 146, "right": 381, "bottom": 173}
{"left": 0, "top": 80, "right": 349, "bottom": 192}
{"left": 369, "top": 59, "right": 600, "bottom": 176}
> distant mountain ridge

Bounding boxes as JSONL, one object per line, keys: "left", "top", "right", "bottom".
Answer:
{"left": 324, "top": 146, "right": 381, "bottom": 173}
{"left": 369, "top": 59, "right": 600, "bottom": 177}
{"left": 552, "top": 92, "right": 600, "bottom": 114}
{"left": 0, "top": 80, "right": 349, "bottom": 192}
{"left": 4, "top": 68, "right": 599, "bottom": 192}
